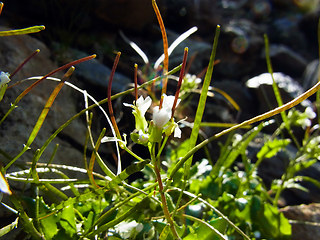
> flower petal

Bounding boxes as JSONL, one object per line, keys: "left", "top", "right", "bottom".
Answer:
{"left": 123, "top": 102, "right": 134, "bottom": 108}
{"left": 162, "top": 94, "right": 181, "bottom": 111}
{"left": 174, "top": 124, "right": 181, "bottom": 138}
{"left": 153, "top": 106, "right": 171, "bottom": 128}
{"left": 137, "top": 96, "right": 152, "bottom": 116}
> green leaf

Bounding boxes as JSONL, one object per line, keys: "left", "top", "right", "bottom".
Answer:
{"left": 107, "top": 159, "right": 150, "bottom": 188}
{"left": 89, "top": 197, "right": 149, "bottom": 237}
{"left": 84, "top": 211, "right": 95, "bottom": 231}
{"left": 153, "top": 220, "right": 184, "bottom": 240}
{"left": 184, "top": 217, "right": 227, "bottom": 240}
{"left": 0, "top": 84, "right": 8, "bottom": 102}
{"left": 250, "top": 196, "right": 291, "bottom": 239}
{"left": 257, "top": 138, "right": 291, "bottom": 160}
{"left": 184, "top": 25, "right": 220, "bottom": 179}
{"left": 170, "top": 139, "right": 190, "bottom": 162}
{"left": 291, "top": 159, "right": 317, "bottom": 175}
{"left": 159, "top": 224, "right": 171, "bottom": 240}
{"left": 212, "top": 122, "right": 265, "bottom": 176}
{"left": 41, "top": 213, "right": 59, "bottom": 239}
{"left": 60, "top": 205, "right": 77, "bottom": 238}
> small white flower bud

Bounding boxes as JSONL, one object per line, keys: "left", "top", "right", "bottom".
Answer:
{"left": 0, "top": 72, "right": 10, "bottom": 87}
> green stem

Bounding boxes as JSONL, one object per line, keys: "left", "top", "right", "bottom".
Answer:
{"left": 9, "top": 194, "right": 44, "bottom": 240}
{"left": 154, "top": 162, "right": 181, "bottom": 239}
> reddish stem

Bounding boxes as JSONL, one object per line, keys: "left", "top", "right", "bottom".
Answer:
{"left": 171, "top": 47, "right": 188, "bottom": 119}
{"left": 134, "top": 64, "right": 138, "bottom": 102}
{"left": 107, "top": 52, "right": 122, "bottom": 140}
{"left": 152, "top": 0, "right": 169, "bottom": 109}
{"left": 10, "top": 49, "right": 40, "bottom": 79}
{"left": 15, "top": 54, "right": 96, "bottom": 103}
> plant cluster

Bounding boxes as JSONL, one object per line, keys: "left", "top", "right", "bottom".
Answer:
{"left": 1, "top": 1, "right": 320, "bottom": 239}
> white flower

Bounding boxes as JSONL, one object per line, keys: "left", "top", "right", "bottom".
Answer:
{"left": 185, "top": 73, "right": 201, "bottom": 85}
{"left": 162, "top": 94, "right": 181, "bottom": 111}
{"left": 299, "top": 118, "right": 312, "bottom": 129}
{"left": 123, "top": 95, "right": 152, "bottom": 115}
{"left": 152, "top": 106, "right": 171, "bottom": 128}
{"left": 152, "top": 94, "right": 181, "bottom": 128}
{"left": 0, "top": 72, "right": 10, "bottom": 88}
{"left": 115, "top": 220, "right": 143, "bottom": 239}
{"left": 298, "top": 107, "right": 317, "bottom": 129}
{"left": 305, "top": 107, "right": 316, "bottom": 120}
{"left": 136, "top": 95, "right": 152, "bottom": 116}
{"left": 174, "top": 122, "right": 181, "bottom": 138}
{"left": 124, "top": 95, "right": 152, "bottom": 131}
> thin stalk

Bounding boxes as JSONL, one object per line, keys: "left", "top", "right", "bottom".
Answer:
{"left": 171, "top": 47, "right": 188, "bottom": 119}
{"left": 264, "top": 34, "right": 300, "bottom": 147}
{"left": 88, "top": 128, "right": 106, "bottom": 188}
{"left": 173, "top": 188, "right": 251, "bottom": 240}
{"left": 317, "top": 18, "right": 320, "bottom": 124}
{"left": 9, "top": 49, "right": 40, "bottom": 79}
{"left": 154, "top": 162, "right": 181, "bottom": 239}
{"left": 107, "top": 52, "right": 122, "bottom": 140}
{"left": 152, "top": 0, "right": 169, "bottom": 108}
{"left": 184, "top": 25, "right": 220, "bottom": 182}
{"left": 83, "top": 112, "right": 93, "bottom": 171}
{"left": 156, "top": 136, "right": 169, "bottom": 160}
{"left": 150, "top": 142, "right": 180, "bottom": 239}
{"left": 9, "top": 194, "right": 44, "bottom": 240}
{"left": 0, "top": 25, "right": 45, "bottom": 36}
{"left": 134, "top": 63, "right": 138, "bottom": 102}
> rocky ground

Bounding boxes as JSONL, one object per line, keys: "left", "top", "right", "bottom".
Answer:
{"left": 1, "top": 0, "right": 320, "bottom": 239}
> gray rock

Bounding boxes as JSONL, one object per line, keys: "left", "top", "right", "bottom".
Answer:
{"left": 155, "top": 30, "right": 212, "bottom": 74}
{"left": 281, "top": 203, "right": 320, "bottom": 240}
{"left": 262, "top": 44, "right": 308, "bottom": 77}
{"left": 302, "top": 59, "right": 319, "bottom": 91}
{"left": 246, "top": 72, "right": 312, "bottom": 113}
{"left": 64, "top": 48, "right": 131, "bottom": 93}
{"left": 215, "top": 19, "right": 265, "bottom": 78}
